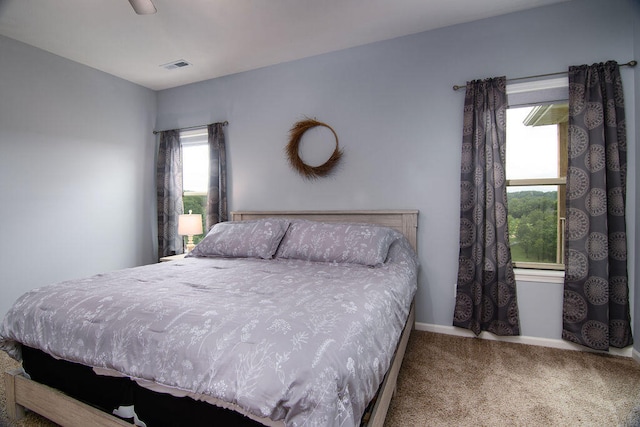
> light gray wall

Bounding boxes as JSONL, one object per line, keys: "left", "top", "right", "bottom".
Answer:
{"left": 156, "top": 0, "right": 638, "bottom": 342}
{"left": 0, "top": 36, "right": 158, "bottom": 318}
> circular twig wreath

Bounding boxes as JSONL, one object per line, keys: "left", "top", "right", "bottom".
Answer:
{"left": 286, "top": 118, "right": 343, "bottom": 179}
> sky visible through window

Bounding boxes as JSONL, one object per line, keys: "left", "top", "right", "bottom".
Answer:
{"left": 506, "top": 106, "right": 558, "bottom": 190}
{"left": 183, "top": 142, "right": 209, "bottom": 193}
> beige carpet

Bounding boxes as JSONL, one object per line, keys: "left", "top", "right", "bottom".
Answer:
{"left": 2, "top": 331, "right": 640, "bottom": 427}
{"left": 387, "top": 331, "right": 640, "bottom": 426}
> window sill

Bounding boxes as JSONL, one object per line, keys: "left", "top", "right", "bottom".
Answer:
{"left": 514, "top": 268, "right": 564, "bottom": 284}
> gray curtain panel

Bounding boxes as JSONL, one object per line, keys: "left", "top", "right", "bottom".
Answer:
{"left": 156, "top": 130, "right": 184, "bottom": 259}
{"left": 453, "top": 77, "right": 520, "bottom": 336}
{"left": 562, "top": 61, "right": 632, "bottom": 350}
{"left": 206, "top": 123, "right": 228, "bottom": 231}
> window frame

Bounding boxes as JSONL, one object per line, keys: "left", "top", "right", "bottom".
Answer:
{"left": 180, "top": 128, "right": 209, "bottom": 244}
{"left": 505, "top": 78, "right": 569, "bottom": 273}
{"left": 180, "top": 128, "right": 209, "bottom": 197}
{"left": 506, "top": 178, "right": 566, "bottom": 271}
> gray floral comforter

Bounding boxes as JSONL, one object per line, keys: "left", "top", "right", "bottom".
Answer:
{"left": 0, "top": 241, "right": 417, "bottom": 427}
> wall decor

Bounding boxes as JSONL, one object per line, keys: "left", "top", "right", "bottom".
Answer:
{"left": 286, "top": 118, "right": 343, "bottom": 179}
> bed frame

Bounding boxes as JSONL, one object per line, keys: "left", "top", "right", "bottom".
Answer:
{"left": 5, "top": 210, "right": 418, "bottom": 427}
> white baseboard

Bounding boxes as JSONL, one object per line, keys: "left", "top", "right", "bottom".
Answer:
{"left": 415, "top": 322, "right": 633, "bottom": 359}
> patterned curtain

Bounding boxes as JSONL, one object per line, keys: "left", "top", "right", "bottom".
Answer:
{"left": 453, "top": 77, "right": 520, "bottom": 336}
{"left": 562, "top": 61, "right": 632, "bottom": 350}
{"left": 206, "top": 123, "right": 228, "bottom": 231}
{"left": 156, "top": 130, "right": 184, "bottom": 259}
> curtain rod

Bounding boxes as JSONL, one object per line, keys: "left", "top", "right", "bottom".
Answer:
{"left": 153, "top": 121, "right": 229, "bottom": 135}
{"left": 452, "top": 60, "right": 637, "bottom": 91}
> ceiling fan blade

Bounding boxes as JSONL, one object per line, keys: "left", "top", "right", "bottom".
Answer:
{"left": 128, "top": 0, "right": 157, "bottom": 15}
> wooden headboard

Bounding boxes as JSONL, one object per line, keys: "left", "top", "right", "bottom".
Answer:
{"left": 230, "top": 210, "right": 418, "bottom": 251}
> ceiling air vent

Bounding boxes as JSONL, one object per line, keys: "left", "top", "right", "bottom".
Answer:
{"left": 160, "top": 59, "right": 192, "bottom": 70}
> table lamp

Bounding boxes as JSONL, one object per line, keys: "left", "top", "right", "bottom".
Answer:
{"left": 178, "top": 210, "right": 203, "bottom": 252}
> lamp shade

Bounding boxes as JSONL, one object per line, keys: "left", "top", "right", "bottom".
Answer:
{"left": 178, "top": 212, "right": 203, "bottom": 236}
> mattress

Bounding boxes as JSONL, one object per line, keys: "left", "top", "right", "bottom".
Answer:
{"left": 1, "top": 232, "right": 417, "bottom": 426}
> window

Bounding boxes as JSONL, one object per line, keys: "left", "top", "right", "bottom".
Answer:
{"left": 506, "top": 106, "right": 567, "bottom": 269}
{"left": 506, "top": 79, "right": 568, "bottom": 271}
{"left": 181, "top": 129, "right": 208, "bottom": 245}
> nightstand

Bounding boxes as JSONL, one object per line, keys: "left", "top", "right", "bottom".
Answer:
{"left": 159, "top": 253, "right": 187, "bottom": 262}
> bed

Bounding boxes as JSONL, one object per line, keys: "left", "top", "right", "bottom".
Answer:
{"left": 2, "top": 210, "right": 418, "bottom": 427}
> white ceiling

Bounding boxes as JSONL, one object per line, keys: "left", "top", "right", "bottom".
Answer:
{"left": 0, "top": 0, "right": 569, "bottom": 91}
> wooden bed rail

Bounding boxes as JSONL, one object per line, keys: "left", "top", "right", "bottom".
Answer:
{"left": 4, "top": 368, "right": 131, "bottom": 426}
